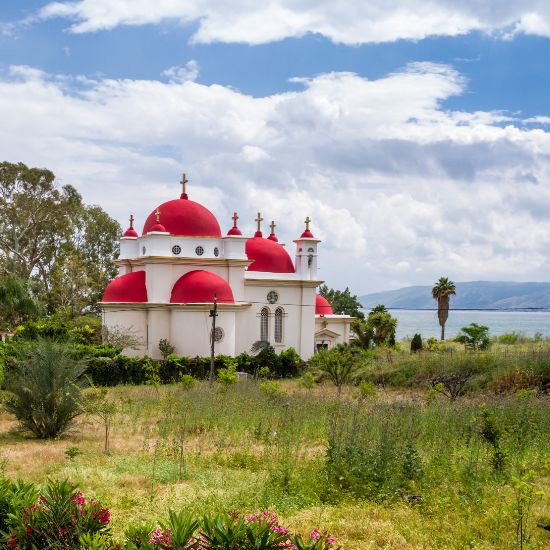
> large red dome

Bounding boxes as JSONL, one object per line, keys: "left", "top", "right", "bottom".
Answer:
{"left": 245, "top": 237, "right": 295, "bottom": 274}
{"left": 171, "top": 270, "right": 234, "bottom": 303}
{"left": 315, "top": 294, "right": 334, "bottom": 315}
{"left": 142, "top": 199, "right": 222, "bottom": 237}
{"left": 102, "top": 271, "right": 147, "bottom": 303}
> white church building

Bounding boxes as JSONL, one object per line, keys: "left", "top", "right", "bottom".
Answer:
{"left": 101, "top": 175, "right": 353, "bottom": 360}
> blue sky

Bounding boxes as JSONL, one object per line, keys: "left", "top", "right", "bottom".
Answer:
{"left": 1, "top": 1, "right": 550, "bottom": 293}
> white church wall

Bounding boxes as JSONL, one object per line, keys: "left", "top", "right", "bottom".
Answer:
{"left": 147, "top": 308, "right": 171, "bottom": 358}
{"left": 103, "top": 308, "right": 148, "bottom": 356}
{"left": 120, "top": 238, "right": 139, "bottom": 260}
{"left": 314, "top": 315, "right": 354, "bottom": 348}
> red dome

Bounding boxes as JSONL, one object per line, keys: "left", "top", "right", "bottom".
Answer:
{"left": 301, "top": 229, "right": 315, "bottom": 238}
{"left": 142, "top": 199, "right": 221, "bottom": 237}
{"left": 227, "top": 226, "right": 242, "bottom": 236}
{"left": 316, "top": 295, "right": 333, "bottom": 315}
{"left": 149, "top": 223, "right": 167, "bottom": 233}
{"left": 171, "top": 270, "right": 234, "bottom": 303}
{"left": 102, "top": 271, "right": 147, "bottom": 303}
{"left": 245, "top": 237, "right": 295, "bottom": 273}
{"left": 123, "top": 227, "right": 138, "bottom": 238}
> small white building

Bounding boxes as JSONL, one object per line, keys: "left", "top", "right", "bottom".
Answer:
{"left": 101, "top": 176, "right": 354, "bottom": 360}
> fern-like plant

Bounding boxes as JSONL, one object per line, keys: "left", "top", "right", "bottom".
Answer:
{"left": 4, "top": 339, "right": 88, "bottom": 438}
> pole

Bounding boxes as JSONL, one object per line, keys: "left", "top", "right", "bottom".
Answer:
{"left": 209, "top": 293, "right": 218, "bottom": 385}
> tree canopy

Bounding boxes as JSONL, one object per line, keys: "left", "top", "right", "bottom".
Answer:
{"left": 0, "top": 161, "right": 121, "bottom": 320}
{"left": 318, "top": 284, "right": 365, "bottom": 319}
{"left": 432, "top": 276, "right": 456, "bottom": 341}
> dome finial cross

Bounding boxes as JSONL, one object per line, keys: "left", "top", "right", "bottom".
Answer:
{"left": 129, "top": 214, "right": 134, "bottom": 228}
{"left": 270, "top": 220, "right": 276, "bottom": 233}
{"left": 255, "top": 212, "right": 263, "bottom": 233}
{"left": 232, "top": 211, "right": 239, "bottom": 228}
{"left": 304, "top": 216, "right": 311, "bottom": 231}
{"left": 180, "top": 173, "right": 188, "bottom": 199}
{"left": 155, "top": 208, "right": 161, "bottom": 223}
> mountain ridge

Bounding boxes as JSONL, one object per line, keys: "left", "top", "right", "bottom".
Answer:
{"left": 359, "top": 281, "right": 550, "bottom": 310}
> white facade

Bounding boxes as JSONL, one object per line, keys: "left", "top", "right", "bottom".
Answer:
{"left": 101, "top": 196, "right": 353, "bottom": 360}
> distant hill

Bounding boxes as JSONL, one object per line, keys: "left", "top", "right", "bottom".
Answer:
{"left": 359, "top": 281, "right": 550, "bottom": 310}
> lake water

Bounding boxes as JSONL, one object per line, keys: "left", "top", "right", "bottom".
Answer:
{"left": 367, "top": 309, "right": 550, "bottom": 340}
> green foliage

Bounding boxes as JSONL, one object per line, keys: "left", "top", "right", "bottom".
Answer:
{"left": 13, "top": 316, "right": 102, "bottom": 344}
{"left": 358, "top": 380, "right": 377, "bottom": 400}
{"left": 259, "top": 380, "right": 286, "bottom": 400}
{"left": 158, "top": 339, "right": 176, "bottom": 360}
{"left": 318, "top": 284, "right": 364, "bottom": 319}
{"left": 4, "top": 339, "right": 88, "bottom": 438}
{"left": 65, "top": 446, "right": 82, "bottom": 460}
{"left": 300, "top": 371, "right": 316, "bottom": 389}
{"left": 179, "top": 373, "right": 196, "bottom": 391}
{"left": 0, "top": 161, "right": 121, "bottom": 316}
{"left": 217, "top": 360, "right": 239, "bottom": 385}
{"left": 350, "top": 318, "right": 372, "bottom": 349}
{"left": 474, "top": 405, "right": 506, "bottom": 472}
{"left": 410, "top": 333, "right": 423, "bottom": 353}
{"left": 456, "top": 323, "right": 491, "bottom": 350}
{"left": 366, "top": 305, "right": 397, "bottom": 347}
{"left": 310, "top": 347, "right": 363, "bottom": 394}
{"left": 0, "top": 275, "right": 40, "bottom": 327}
{"left": 0, "top": 478, "right": 110, "bottom": 548}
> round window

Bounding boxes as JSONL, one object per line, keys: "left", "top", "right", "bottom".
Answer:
{"left": 142, "top": 246, "right": 146, "bottom": 255}
{"left": 213, "top": 326, "right": 224, "bottom": 343}
{"left": 308, "top": 247, "right": 315, "bottom": 252}
{"left": 214, "top": 247, "right": 219, "bottom": 257}
{"left": 195, "top": 246, "right": 204, "bottom": 256}
{"left": 172, "top": 245, "right": 181, "bottom": 255}
{"left": 267, "top": 290, "right": 279, "bottom": 304}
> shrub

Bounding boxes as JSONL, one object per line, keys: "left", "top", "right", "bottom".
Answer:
{"left": 410, "top": 333, "right": 423, "bottom": 353}
{"left": 179, "top": 373, "right": 196, "bottom": 391}
{"left": 4, "top": 339, "right": 88, "bottom": 438}
{"left": 456, "top": 323, "right": 491, "bottom": 350}
{"left": 300, "top": 371, "right": 316, "bottom": 389}
{"left": 310, "top": 347, "right": 363, "bottom": 395}
{"left": 159, "top": 339, "right": 175, "bottom": 360}
{"left": 217, "top": 361, "right": 239, "bottom": 385}
{"left": 259, "top": 380, "right": 286, "bottom": 400}
{"left": 358, "top": 380, "right": 377, "bottom": 400}
{"left": 0, "top": 479, "right": 110, "bottom": 549}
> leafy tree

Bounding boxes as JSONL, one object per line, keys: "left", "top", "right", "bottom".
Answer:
{"left": 432, "top": 277, "right": 456, "bottom": 341}
{"left": 159, "top": 338, "right": 176, "bottom": 360}
{"left": 456, "top": 323, "right": 490, "bottom": 350}
{"left": 367, "top": 304, "right": 397, "bottom": 347}
{"left": 0, "top": 161, "right": 120, "bottom": 316}
{"left": 318, "top": 284, "right": 364, "bottom": 319}
{"left": 0, "top": 275, "right": 41, "bottom": 327}
{"left": 410, "top": 333, "right": 423, "bottom": 353}
{"left": 4, "top": 339, "right": 88, "bottom": 438}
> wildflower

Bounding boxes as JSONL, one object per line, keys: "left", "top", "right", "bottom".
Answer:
{"left": 311, "top": 529, "right": 320, "bottom": 539}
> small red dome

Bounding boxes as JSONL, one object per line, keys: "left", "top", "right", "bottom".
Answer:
{"left": 301, "top": 229, "right": 315, "bottom": 238}
{"left": 267, "top": 233, "right": 278, "bottom": 242}
{"left": 171, "top": 270, "right": 234, "bottom": 303}
{"left": 316, "top": 295, "right": 333, "bottom": 315}
{"left": 148, "top": 223, "right": 167, "bottom": 233}
{"left": 227, "top": 226, "right": 242, "bottom": 236}
{"left": 102, "top": 271, "right": 147, "bottom": 303}
{"left": 245, "top": 237, "right": 295, "bottom": 273}
{"left": 142, "top": 199, "right": 221, "bottom": 237}
{"left": 123, "top": 227, "right": 138, "bottom": 238}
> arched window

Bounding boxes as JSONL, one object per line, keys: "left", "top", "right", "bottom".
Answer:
{"left": 260, "top": 307, "right": 270, "bottom": 342}
{"left": 274, "top": 307, "right": 283, "bottom": 343}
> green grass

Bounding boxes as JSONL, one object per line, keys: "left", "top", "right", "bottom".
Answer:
{"left": 1, "top": 380, "right": 549, "bottom": 549}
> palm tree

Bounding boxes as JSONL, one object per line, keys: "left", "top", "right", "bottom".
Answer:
{"left": 432, "top": 277, "right": 456, "bottom": 341}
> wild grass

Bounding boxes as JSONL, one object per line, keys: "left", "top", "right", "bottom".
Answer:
{"left": 0, "top": 380, "right": 549, "bottom": 549}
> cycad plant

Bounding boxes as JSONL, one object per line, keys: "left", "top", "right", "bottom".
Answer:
{"left": 4, "top": 339, "right": 88, "bottom": 438}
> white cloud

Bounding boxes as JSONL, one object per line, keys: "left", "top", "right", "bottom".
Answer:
{"left": 1, "top": 62, "right": 550, "bottom": 293}
{"left": 162, "top": 60, "right": 199, "bottom": 83}
{"left": 38, "top": 1, "right": 550, "bottom": 44}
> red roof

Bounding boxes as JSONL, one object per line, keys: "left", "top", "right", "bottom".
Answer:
{"left": 301, "top": 229, "right": 315, "bottom": 238}
{"left": 227, "top": 226, "right": 242, "bottom": 236}
{"left": 102, "top": 271, "right": 147, "bottom": 303}
{"left": 171, "top": 270, "right": 234, "bottom": 303}
{"left": 245, "top": 237, "right": 295, "bottom": 273}
{"left": 142, "top": 198, "right": 221, "bottom": 237}
{"left": 315, "top": 294, "right": 333, "bottom": 315}
{"left": 123, "top": 227, "right": 138, "bottom": 238}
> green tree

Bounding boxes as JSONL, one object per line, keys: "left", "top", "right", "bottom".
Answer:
{"left": 456, "top": 323, "right": 490, "bottom": 350}
{"left": 318, "top": 284, "right": 364, "bottom": 319}
{"left": 0, "top": 162, "right": 120, "bottom": 316}
{"left": 432, "top": 277, "right": 456, "bottom": 341}
{"left": 410, "top": 333, "right": 423, "bottom": 353}
{"left": 0, "top": 275, "right": 41, "bottom": 327}
{"left": 310, "top": 347, "right": 363, "bottom": 396}
{"left": 4, "top": 339, "right": 88, "bottom": 438}
{"left": 367, "top": 304, "right": 397, "bottom": 347}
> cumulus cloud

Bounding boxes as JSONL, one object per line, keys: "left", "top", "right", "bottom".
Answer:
{"left": 38, "top": 1, "right": 550, "bottom": 44}
{"left": 162, "top": 60, "right": 199, "bottom": 83}
{"left": 0, "top": 62, "right": 549, "bottom": 292}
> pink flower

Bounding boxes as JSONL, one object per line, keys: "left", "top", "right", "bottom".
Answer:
{"left": 311, "top": 529, "right": 320, "bottom": 540}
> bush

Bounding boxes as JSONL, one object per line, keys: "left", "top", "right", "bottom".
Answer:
{"left": 4, "top": 339, "right": 88, "bottom": 438}
{"left": 410, "top": 333, "right": 423, "bottom": 353}
{"left": 310, "top": 347, "right": 363, "bottom": 395}
{"left": 0, "top": 478, "right": 110, "bottom": 549}
{"left": 179, "top": 373, "right": 196, "bottom": 391}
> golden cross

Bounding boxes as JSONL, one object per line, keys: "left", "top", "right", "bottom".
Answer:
{"left": 255, "top": 212, "right": 263, "bottom": 232}
{"left": 304, "top": 216, "right": 311, "bottom": 230}
{"left": 232, "top": 211, "right": 239, "bottom": 228}
{"left": 181, "top": 173, "right": 188, "bottom": 195}
{"left": 155, "top": 208, "right": 161, "bottom": 223}
{"left": 129, "top": 214, "right": 134, "bottom": 228}
{"left": 270, "top": 220, "right": 276, "bottom": 233}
